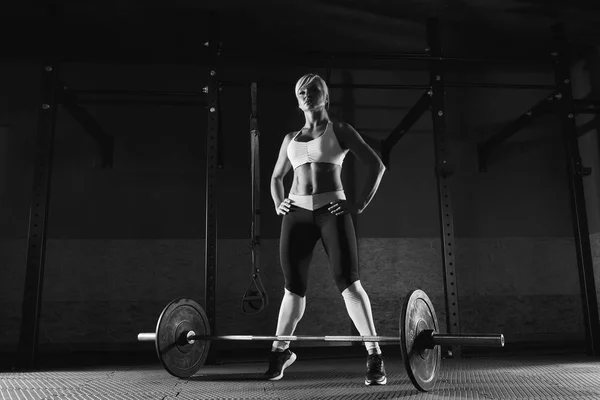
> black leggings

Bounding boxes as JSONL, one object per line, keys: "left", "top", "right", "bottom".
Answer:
{"left": 279, "top": 205, "right": 359, "bottom": 297}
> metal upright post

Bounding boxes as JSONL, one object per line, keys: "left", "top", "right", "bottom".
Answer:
{"left": 551, "top": 24, "right": 600, "bottom": 356}
{"left": 205, "top": 17, "right": 221, "bottom": 359}
{"left": 17, "top": 63, "right": 60, "bottom": 368}
{"left": 426, "top": 18, "right": 462, "bottom": 357}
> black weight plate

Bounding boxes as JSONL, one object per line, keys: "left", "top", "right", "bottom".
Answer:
{"left": 399, "top": 289, "right": 440, "bottom": 392}
{"left": 155, "top": 298, "right": 210, "bottom": 378}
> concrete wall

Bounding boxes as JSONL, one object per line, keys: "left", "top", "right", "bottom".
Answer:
{"left": 0, "top": 53, "right": 597, "bottom": 358}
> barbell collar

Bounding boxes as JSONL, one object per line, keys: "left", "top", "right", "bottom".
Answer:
{"left": 431, "top": 333, "right": 505, "bottom": 348}
{"left": 138, "top": 333, "right": 156, "bottom": 342}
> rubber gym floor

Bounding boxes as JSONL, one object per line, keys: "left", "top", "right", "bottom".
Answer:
{"left": 2, "top": 346, "right": 599, "bottom": 400}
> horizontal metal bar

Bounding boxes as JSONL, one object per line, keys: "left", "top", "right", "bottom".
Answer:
{"left": 221, "top": 81, "right": 554, "bottom": 91}
{"left": 76, "top": 99, "right": 207, "bottom": 106}
{"left": 445, "top": 82, "right": 555, "bottom": 90}
{"left": 219, "top": 81, "right": 430, "bottom": 90}
{"left": 138, "top": 332, "right": 505, "bottom": 347}
{"left": 136, "top": 333, "right": 399, "bottom": 342}
{"left": 72, "top": 81, "right": 554, "bottom": 98}
{"left": 221, "top": 51, "right": 550, "bottom": 65}
{"left": 318, "top": 51, "right": 430, "bottom": 61}
{"left": 330, "top": 83, "right": 430, "bottom": 90}
{"left": 75, "top": 89, "right": 205, "bottom": 97}
{"left": 190, "top": 335, "right": 401, "bottom": 342}
{"left": 71, "top": 89, "right": 207, "bottom": 106}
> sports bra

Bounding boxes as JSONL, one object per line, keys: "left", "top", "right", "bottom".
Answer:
{"left": 286, "top": 121, "right": 348, "bottom": 170}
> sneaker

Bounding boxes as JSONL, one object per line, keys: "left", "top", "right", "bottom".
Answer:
{"left": 264, "top": 349, "right": 297, "bottom": 381}
{"left": 365, "top": 353, "right": 387, "bottom": 385}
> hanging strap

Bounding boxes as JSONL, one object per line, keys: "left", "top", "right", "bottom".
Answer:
{"left": 242, "top": 82, "right": 268, "bottom": 315}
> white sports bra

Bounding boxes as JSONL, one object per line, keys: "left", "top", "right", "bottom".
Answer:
{"left": 286, "top": 121, "right": 348, "bottom": 169}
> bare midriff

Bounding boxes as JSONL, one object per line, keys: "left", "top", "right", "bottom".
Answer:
{"left": 290, "top": 162, "right": 344, "bottom": 195}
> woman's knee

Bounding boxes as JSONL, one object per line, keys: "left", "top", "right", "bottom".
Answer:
{"left": 336, "top": 277, "right": 360, "bottom": 294}
{"left": 285, "top": 282, "right": 307, "bottom": 298}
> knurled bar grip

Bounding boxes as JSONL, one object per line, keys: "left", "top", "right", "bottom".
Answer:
{"left": 137, "top": 332, "right": 504, "bottom": 347}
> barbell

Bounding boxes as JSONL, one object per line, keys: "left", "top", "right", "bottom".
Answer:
{"left": 137, "top": 289, "right": 505, "bottom": 392}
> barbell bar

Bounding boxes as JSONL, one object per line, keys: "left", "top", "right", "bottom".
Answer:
{"left": 137, "top": 289, "right": 505, "bottom": 392}
{"left": 138, "top": 332, "right": 504, "bottom": 347}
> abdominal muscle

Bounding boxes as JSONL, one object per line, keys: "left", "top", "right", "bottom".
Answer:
{"left": 289, "top": 162, "right": 344, "bottom": 195}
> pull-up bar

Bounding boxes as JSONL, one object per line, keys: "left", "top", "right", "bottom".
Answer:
{"left": 220, "top": 80, "right": 554, "bottom": 91}
{"left": 216, "top": 50, "right": 553, "bottom": 69}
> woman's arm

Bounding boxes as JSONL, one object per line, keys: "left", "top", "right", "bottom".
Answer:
{"left": 270, "top": 132, "right": 294, "bottom": 212}
{"left": 335, "top": 122, "right": 386, "bottom": 213}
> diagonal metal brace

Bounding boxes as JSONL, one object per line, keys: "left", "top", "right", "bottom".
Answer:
{"left": 477, "top": 94, "right": 557, "bottom": 171}
{"left": 60, "top": 85, "right": 114, "bottom": 168}
{"left": 381, "top": 90, "right": 431, "bottom": 168}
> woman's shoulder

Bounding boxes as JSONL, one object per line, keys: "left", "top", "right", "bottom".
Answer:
{"left": 330, "top": 120, "right": 354, "bottom": 137}
{"left": 281, "top": 131, "right": 298, "bottom": 144}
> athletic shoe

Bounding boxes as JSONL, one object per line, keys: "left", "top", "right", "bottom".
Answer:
{"left": 264, "top": 349, "right": 297, "bottom": 380}
{"left": 365, "top": 353, "right": 387, "bottom": 385}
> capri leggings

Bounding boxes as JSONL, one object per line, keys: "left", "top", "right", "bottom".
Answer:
{"left": 279, "top": 203, "right": 359, "bottom": 297}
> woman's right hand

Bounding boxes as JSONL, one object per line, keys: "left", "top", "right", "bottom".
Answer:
{"left": 276, "top": 198, "right": 294, "bottom": 216}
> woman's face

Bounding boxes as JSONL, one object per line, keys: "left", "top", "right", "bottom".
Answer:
{"left": 296, "top": 80, "right": 327, "bottom": 111}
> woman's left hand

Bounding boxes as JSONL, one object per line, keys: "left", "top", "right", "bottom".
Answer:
{"left": 328, "top": 200, "right": 360, "bottom": 216}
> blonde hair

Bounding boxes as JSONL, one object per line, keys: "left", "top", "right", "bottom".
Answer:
{"left": 294, "top": 74, "right": 329, "bottom": 107}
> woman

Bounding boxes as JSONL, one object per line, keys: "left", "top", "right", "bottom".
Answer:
{"left": 265, "top": 73, "right": 387, "bottom": 385}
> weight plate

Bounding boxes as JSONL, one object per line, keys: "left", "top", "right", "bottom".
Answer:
{"left": 399, "top": 289, "right": 440, "bottom": 392}
{"left": 155, "top": 298, "right": 210, "bottom": 378}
